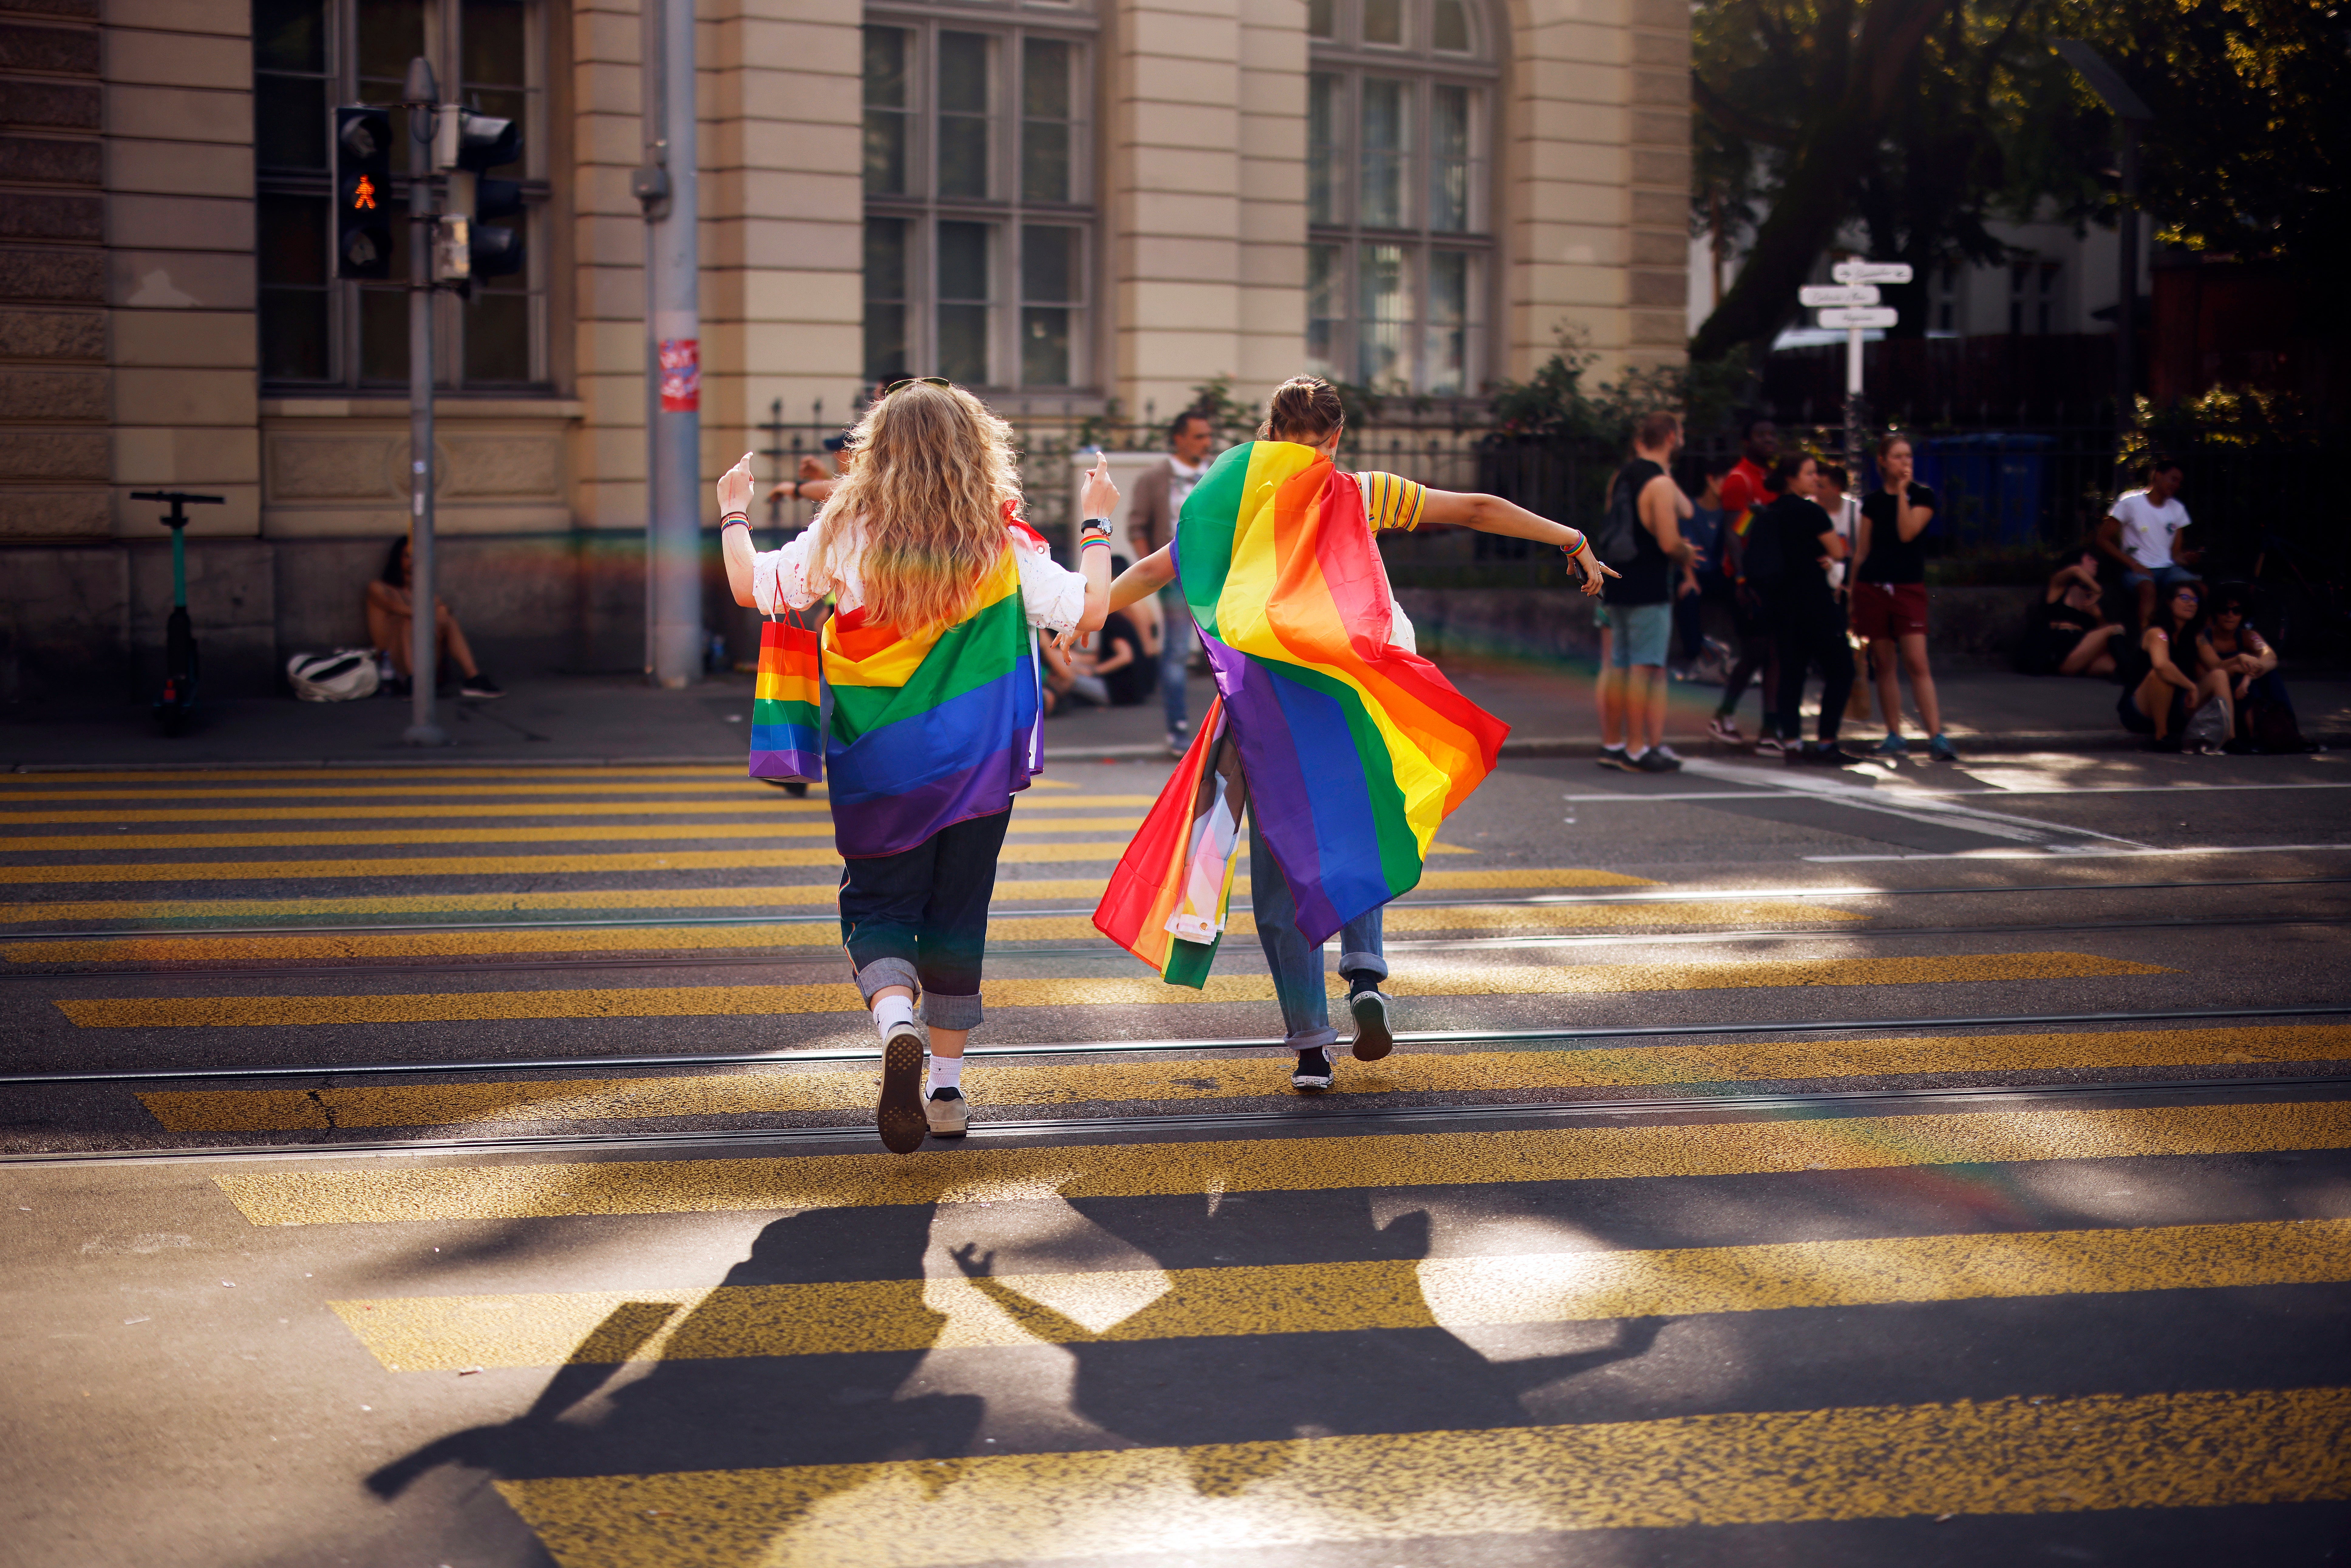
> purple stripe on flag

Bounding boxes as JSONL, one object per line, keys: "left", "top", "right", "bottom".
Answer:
{"left": 1211, "top": 641, "right": 1345, "bottom": 945}
{"left": 831, "top": 743, "right": 1030, "bottom": 858}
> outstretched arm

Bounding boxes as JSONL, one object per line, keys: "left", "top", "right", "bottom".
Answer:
{"left": 1418, "top": 488, "right": 1615, "bottom": 595}
{"left": 1110, "top": 545, "right": 1176, "bottom": 612}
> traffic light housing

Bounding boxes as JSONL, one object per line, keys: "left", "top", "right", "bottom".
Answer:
{"left": 333, "top": 106, "right": 394, "bottom": 279}
{"left": 433, "top": 108, "right": 525, "bottom": 285}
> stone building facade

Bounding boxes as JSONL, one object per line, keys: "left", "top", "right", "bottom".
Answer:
{"left": 0, "top": 0, "right": 1685, "bottom": 701}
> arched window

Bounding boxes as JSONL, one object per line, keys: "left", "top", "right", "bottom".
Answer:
{"left": 1306, "top": 0, "right": 1494, "bottom": 394}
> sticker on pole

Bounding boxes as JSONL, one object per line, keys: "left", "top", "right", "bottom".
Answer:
{"left": 1799, "top": 284, "right": 1880, "bottom": 308}
{"left": 1816, "top": 307, "right": 1899, "bottom": 329}
{"left": 1831, "top": 261, "right": 1913, "bottom": 286}
{"left": 659, "top": 338, "right": 700, "bottom": 412}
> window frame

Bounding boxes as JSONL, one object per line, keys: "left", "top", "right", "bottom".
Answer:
{"left": 252, "top": 0, "right": 554, "bottom": 394}
{"left": 861, "top": 1, "right": 1099, "bottom": 395}
{"left": 1306, "top": 0, "right": 1496, "bottom": 396}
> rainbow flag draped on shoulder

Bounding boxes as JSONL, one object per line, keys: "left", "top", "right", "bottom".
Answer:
{"left": 1094, "top": 440, "right": 1508, "bottom": 982}
{"left": 823, "top": 546, "right": 1040, "bottom": 859}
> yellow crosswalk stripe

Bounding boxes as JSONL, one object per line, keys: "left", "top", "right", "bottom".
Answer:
{"left": 0, "top": 817, "right": 1143, "bottom": 852}
{"left": 137, "top": 1025, "right": 2351, "bottom": 1133}
{"left": 0, "top": 766, "right": 747, "bottom": 785}
{"left": 495, "top": 1386, "right": 2351, "bottom": 1564}
{"left": 208, "top": 1097, "right": 2342, "bottom": 1226}
{"left": 0, "top": 775, "right": 1077, "bottom": 797}
{"left": 0, "top": 844, "right": 1157, "bottom": 885}
{"left": 328, "top": 1216, "right": 2351, "bottom": 1370}
{"left": 62, "top": 951, "right": 2162, "bottom": 1029}
{"left": 19, "top": 899, "right": 1859, "bottom": 966}
{"left": 0, "top": 795, "right": 1158, "bottom": 825}
{"left": 0, "top": 867, "right": 1649, "bottom": 923}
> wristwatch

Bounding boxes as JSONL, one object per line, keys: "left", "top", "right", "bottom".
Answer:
{"left": 1080, "top": 516, "right": 1114, "bottom": 539}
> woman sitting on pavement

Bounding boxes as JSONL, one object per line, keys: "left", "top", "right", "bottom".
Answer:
{"left": 2031, "top": 550, "right": 2129, "bottom": 679}
{"left": 2117, "top": 580, "right": 2231, "bottom": 751}
{"left": 2198, "top": 586, "right": 2310, "bottom": 752}
{"left": 365, "top": 536, "right": 501, "bottom": 698}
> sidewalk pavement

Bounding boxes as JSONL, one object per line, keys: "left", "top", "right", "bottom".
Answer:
{"left": 5, "top": 663, "right": 2343, "bottom": 771}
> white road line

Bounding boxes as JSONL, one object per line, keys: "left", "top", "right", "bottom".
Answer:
{"left": 1675, "top": 757, "right": 2142, "bottom": 849}
{"left": 1805, "top": 842, "right": 2351, "bottom": 863}
{"left": 1560, "top": 780, "right": 2351, "bottom": 803}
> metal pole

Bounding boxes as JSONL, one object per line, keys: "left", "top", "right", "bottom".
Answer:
{"left": 2115, "top": 119, "right": 2140, "bottom": 438}
{"left": 1844, "top": 323, "right": 1863, "bottom": 489}
{"left": 642, "top": 0, "right": 702, "bottom": 687}
{"left": 402, "top": 56, "right": 446, "bottom": 746}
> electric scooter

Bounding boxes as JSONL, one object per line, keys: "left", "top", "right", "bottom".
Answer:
{"left": 130, "top": 490, "right": 224, "bottom": 735}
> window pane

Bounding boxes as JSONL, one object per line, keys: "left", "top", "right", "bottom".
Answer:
{"left": 1021, "top": 308, "right": 1069, "bottom": 386}
{"left": 252, "top": 0, "right": 323, "bottom": 73}
{"left": 461, "top": 0, "right": 526, "bottom": 89}
{"left": 1308, "top": 0, "right": 1334, "bottom": 37}
{"left": 466, "top": 278, "right": 531, "bottom": 383}
{"left": 1426, "top": 249, "right": 1470, "bottom": 393}
{"left": 1356, "top": 242, "right": 1408, "bottom": 386}
{"left": 255, "top": 74, "right": 326, "bottom": 170}
{"left": 1359, "top": 78, "right": 1409, "bottom": 229}
{"left": 356, "top": 0, "right": 424, "bottom": 87}
{"left": 937, "top": 220, "right": 990, "bottom": 383}
{"left": 1022, "top": 121, "right": 1069, "bottom": 205}
{"left": 258, "top": 193, "right": 327, "bottom": 287}
{"left": 1022, "top": 38, "right": 1072, "bottom": 202}
{"left": 864, "top": 217, "right": 909, "bottom": 383}
{"left": 260, "top": 289, "right": 329, "bottom": 381}
{"left": 358, "top": 285, "right": 408, "bottom": 383}
{"left": 1430, "top": 84, "right": 1471, "bottom": 233}
{"left": 863, "top": 27, "right": 910, "bottom": 195}
{"left": 1022, "top": 37, "right": 1069, "bottom": 119}
{"left": 258, "top": 194, "right": 329, "bottom": 382}
{"left": 1022, "top": 224, "right": 1075, "bottom": 303}
{"left": 1308, "top": 73, "right": 1340, "bottom": 226}
{"left": 1362, "top": 0, "right": 1402, "bottom": 45}
{"left": 937, "top": 32, "right": 991, "bottom": 199}
{"left": 1306, "top": 243, "right": 1341, "bottom": 379}
{"left": 1432, "top": 0, "right": 1470, "bottom": 51}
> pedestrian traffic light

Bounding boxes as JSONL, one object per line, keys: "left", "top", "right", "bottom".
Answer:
{"left": 333, "top": 106, "right": 394, "bottom": 279}
{"left": 432, "top": 107, "right": 524, "bottom": 285}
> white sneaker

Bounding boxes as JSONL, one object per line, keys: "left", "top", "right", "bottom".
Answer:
{"left": 1291, "top": 1048, "right": 1334, "bottom": 1091}
{"left": 925, "top": 1088, "right": 970, "bottom": 1137}
{"left": 1349, "top": 989, "right": 1395, "bottom": 1061}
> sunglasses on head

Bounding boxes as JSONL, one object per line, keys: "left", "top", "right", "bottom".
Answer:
{"left": 882, "top": 377, "right": 952, "bottom": 396}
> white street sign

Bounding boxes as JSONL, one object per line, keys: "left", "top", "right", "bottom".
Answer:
{"left": 1800, "top": 284, "right": 1880, "bottom": 308}
{"left": 1832, "top": 260, "right": 1914, "bottom": 286}
{"left": 1817, "top": 306, "right": 1899, "bottom": 329}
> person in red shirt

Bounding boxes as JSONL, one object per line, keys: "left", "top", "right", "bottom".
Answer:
{"left": 1709, "top": 416, "right": 1783, "bottom": 747}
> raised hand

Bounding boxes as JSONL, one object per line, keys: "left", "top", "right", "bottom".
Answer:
{"left": 715, "top": 451, "right": 756, "bottom": 518}
{"left": 1080, "top": 453, "right": 1119, "bottom": 520}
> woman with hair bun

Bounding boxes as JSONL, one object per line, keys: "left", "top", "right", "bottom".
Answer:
{"left": 715, "top": 379, "right": 1116, "bottom": 1153}
{"left": 1097, "top": 376, "right": 1612, "bottom": 1093}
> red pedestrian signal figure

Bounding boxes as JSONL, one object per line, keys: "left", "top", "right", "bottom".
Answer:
{"left": 352, "top": 173, "right": 378, "bottom": 210}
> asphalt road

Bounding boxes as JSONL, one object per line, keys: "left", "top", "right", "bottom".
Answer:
{"left": 2, "top": 747, "right": 2347, "bottom": 1567}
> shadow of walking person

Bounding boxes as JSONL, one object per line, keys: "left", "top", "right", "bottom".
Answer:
{"left": 368, "top": 1200, "right": 984, "bottom": 1514}
{"left": 946, "top": 1187, "right": 1662, "bottom": 1497}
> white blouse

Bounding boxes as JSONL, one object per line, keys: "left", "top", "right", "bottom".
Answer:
{"left": 752, "top": 510, "right": 1087, "bottom": 632}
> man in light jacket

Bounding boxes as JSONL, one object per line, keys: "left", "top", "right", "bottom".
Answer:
{"left": 1126, "top": 407, "right": 1217, "bottom": 756}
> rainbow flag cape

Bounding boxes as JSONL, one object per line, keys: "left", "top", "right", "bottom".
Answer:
{"left": 1094, "top": 440, "right": 1508, "bottom": 980}
{"left": 748, "top": 615, "right": 822, "bottom": 782}
{"left": 822, "top": 546, "right": 1040, "bottom": 859}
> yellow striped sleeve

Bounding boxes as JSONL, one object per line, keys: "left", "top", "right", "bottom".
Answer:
{"left": 1356, "top": 471, "right": 1427, "bottom": 532}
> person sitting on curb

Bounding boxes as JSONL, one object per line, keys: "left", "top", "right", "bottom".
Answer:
{"left": 2199, "top": 586, "right": 2311, "bottom": 752}
{"left": 366, "top": 536, "right": 500, "bottom": 699}
{"left": 2117, "top": 580, "right": 2231, "bottom": 751}
{"left": 2029, "top": 551, "right": 2129, "bottom": 679}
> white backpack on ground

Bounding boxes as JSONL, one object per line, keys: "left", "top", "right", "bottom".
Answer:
{"left": 287, "top": 648, "right": 381, "bottom": 702}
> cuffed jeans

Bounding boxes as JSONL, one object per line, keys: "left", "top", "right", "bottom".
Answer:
{"left": 1159, "top": 584, "right": 1193, "bottom": 734}
{"left": 838, "top": 808, "right": 1010, "bottom": 1032}
{"left": 1248, "top": 810, "right": 1387, "bottom": 1051}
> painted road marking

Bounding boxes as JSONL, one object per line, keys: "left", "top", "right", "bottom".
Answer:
{"left": 0, "top": 845, "right": 1139, "bottom": 885}
{"left": 0, "top": 817, "right": 1145, "bottom": 852}
{"left": 136, "top": 1025, "right": 2351, "bottom": 1133}
{"left": 206, "top": 1098, "right": 2347, "bottom": 1225}
{"left": 493, "top": 1387, "right": 2351, "bottom": 1563}
{"left": 0, "top": 796, "right": 1160, "bottom": 825}
{"left": 19, "top": 900, "right": 1859, "bottom": 965}
{"left": 0, "top": 869, "right": 1651, "bottom": 925}
{"left": 61, "top": 951, "right": 2164, "bottom": 1029}
{"left": 329, "top": 1216, "right": 2351, "bottom": 1369}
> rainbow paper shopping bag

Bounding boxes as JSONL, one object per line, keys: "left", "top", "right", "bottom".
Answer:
{"left": 748, "top": 613, "right": 823, "bottom": 783}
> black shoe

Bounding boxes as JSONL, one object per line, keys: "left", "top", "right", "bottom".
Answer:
{"left": 1634, "top": 747, "right": 1682, "bottom": 773}
{"left": 760, "top": 778, "right": 811, "bottom": 797}
{"left": 1810, "top": 743, "right": 1863, "bottom": 766}
{"left": 1596, "top": 746, "right": 1632, "bottom": 771}
{"left": 1349, "top": 989, "right": 1394, "bottom": 1061}
{"left": 459, "top": 672, "right": 503, "bottom": 699}
{"left": 876, "top": 1022, "right": 929, "bottom": 1153}
{"left": 1291, "top": 1048, "right": 1334, "bottom": 1092}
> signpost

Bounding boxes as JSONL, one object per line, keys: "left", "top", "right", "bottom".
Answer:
{"left": 1812, "top": 263, "right": 1912, "bottom": 487}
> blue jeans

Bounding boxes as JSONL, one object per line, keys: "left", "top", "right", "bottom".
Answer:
{"left": 1248, "top": 810, "right": 1387, "bottom": 1050}
{"left": 1159, "top": 584, "right": 1193, "bottom": 734}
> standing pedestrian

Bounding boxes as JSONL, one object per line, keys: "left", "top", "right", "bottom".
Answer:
{"left": 1672, "top": 453, "right": 1732, "bottom": 679}
{"left": 1710, "top": 417, "right": 1783, "bottom": 748}
{"left": 1751, "top": 454, "right": 1859, "bottom": 765}
{"left": 715, "top": 380, "right": 1115, "bottom": 1153}
{"left": 1852, "top": 433, "right": 1956, "bottom": 760}
{"left": 1596, "top": 411, "right": 1698, "bottom": 773}
{"left": 1127, "top": 407, "right": 1218, "bottom": 756}
{"left": 1099, "top": 376, "right": 1611, "bottom": 1093}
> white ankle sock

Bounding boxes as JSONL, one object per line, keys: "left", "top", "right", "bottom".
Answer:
{"left": 873, "top": 995, "right": 916, "bottom": 1039}
{"left": 928, "top": 1055, "right": 963, "bottom": 1092}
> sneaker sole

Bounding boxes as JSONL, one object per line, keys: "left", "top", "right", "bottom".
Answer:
{"left": 876, "top": 1029, "right": 928, "bottom": 1153}
{"left": 1350, "top": 995, "right": 1393, "bottom": 1062}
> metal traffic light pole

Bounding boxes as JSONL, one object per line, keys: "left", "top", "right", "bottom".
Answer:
{"left": 635, "top": 0, "right": 703, "bottom": 689}
{"left": 401, "top": 55, "right": 446, "bottom": 746}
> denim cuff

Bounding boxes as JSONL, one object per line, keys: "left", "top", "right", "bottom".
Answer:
{"left": 1282, "top": 1024, "right": 1339, "bottom": 1051}
{"left": 852, "top": 956, "right": 921, "bottom": 1006}
{"left": 921, "top": 990, "right": 983, "bottom": 1031}
{"left": 1337, "top": 951, "right": 1388, "bottom": 988}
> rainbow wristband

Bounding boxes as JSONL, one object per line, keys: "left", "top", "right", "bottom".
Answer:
{"left": 721, "top": 513, "right": 750, "bottom": 532}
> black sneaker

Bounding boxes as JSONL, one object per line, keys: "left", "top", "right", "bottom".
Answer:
{"left": 1596, "top": 746, "right": 1632, "bottom": 771}
{"left": 459, "top": 672, "right": 504, "bottom": 699}
{"left": 760, "top": 778, "right": 811, "bottom": 797}
{"left": 1349, "top": 989, "right": 1394, "bottom": 1061}
{"left": 876, "top": 1021, "right": 929, "bottom": 1153}
{"left": 1291, "top": 1048, "right": 1334, "bottom": 1092}
{"left": 1635, "top": 748, "right": 1682, "bottom": 773}
{"left": 1811, "top": 743, "right": 1863, "bottom": 766}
